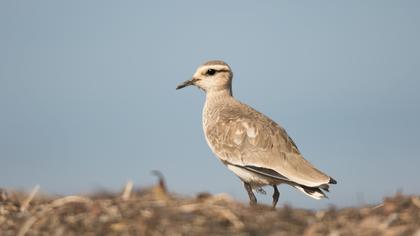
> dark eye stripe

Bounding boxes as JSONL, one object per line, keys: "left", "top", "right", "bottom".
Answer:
{"left": 218, "top": 69, "right": 229, "bottom": 73}
{"left": 205, "top": 68, "right": 230, "bottom": 76}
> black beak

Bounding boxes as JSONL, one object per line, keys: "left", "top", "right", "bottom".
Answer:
{"left": 176, "top": 79, "right": 194, "bottom": 90}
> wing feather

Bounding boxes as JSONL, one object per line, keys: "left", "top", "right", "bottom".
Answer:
{"left": 205, "top": 101, "right": 333, "bottom": 187}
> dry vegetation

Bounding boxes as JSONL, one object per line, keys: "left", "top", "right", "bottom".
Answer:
{"left": 1, "top": 175, "right": 420, "bottom": 236}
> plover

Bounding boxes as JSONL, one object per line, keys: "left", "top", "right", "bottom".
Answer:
{"left": 177, "top": 60, "right": 337, "bottom": 207}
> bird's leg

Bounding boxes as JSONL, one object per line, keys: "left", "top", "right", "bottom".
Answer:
{"left": 272, "top": 185, "right": 280, "bottom": 208}
{"left": 243, "top": 182, "right": 257, "bottom": 206}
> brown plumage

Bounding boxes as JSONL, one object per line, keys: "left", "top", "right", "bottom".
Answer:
{"left": 177, "top": 60, "right": 337, "bottom": 207}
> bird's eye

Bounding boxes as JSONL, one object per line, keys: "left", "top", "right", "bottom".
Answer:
{"left": 206, "top": 69, "right": 216, "bottom": 76}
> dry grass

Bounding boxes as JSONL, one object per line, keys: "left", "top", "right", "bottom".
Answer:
{"left": 1, "top": 177, "right": 420, "bottom": 236}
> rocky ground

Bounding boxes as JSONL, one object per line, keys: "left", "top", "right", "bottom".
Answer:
{"left": 1, "top": 178, "right": 420, "bottom": 236}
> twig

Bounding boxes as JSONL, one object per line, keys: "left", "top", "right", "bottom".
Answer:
{"left": 178, "top": 203, "right": 244, "bottom": 230}
{"left": 48, "top": 195, "right": 92, "bottom": 208}
{"left": 205, "top": 193, "right": 234, "bottom": 204}
{"left": 20, "top": 185, "right": 40, "bottom": 212}
{"left": 151, "top": 170, "right": 167, "bottom": 193}
{"left": 0, "top": 188, "right": 8, "bottom": 201}
{"left": 371, "top": 203, "right": 384, "bottom": 210}
{"left": 213, "top": 206, "right": 244, "bottom": 230}
{"left": 121, "top": 180, "right": 134, "bottom": 201}
{"left": 17, "top": 195, "right": 93, "bottom": 236}
{"left": 179, "top": 203, "right": 200, "bottom": 213}
{"left": 411, "top": 196, "right": 420, "bottom": 209}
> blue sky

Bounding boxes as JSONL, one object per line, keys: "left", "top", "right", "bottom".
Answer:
{"left": 1, "top": 1, "right": 419, "bottom": 209}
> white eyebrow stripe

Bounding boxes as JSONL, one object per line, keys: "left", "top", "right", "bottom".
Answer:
{"left": 199, "top": 65, "right": 230, "bottom": 74}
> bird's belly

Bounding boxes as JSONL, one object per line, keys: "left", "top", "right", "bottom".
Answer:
{"left": 226, "top": 164, "right": 272, "bottom": 186}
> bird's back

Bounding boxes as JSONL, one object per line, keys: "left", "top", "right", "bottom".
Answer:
{"left": 203, "top": 96, "right": 331, "bottom": 187}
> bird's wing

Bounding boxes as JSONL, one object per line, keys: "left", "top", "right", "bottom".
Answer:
{"left": 205, "top": 102, "right": 333, "bottom": 187}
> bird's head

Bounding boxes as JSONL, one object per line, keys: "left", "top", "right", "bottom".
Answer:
{"left": 176, "top": 60, "right": 233, "bottom": 93}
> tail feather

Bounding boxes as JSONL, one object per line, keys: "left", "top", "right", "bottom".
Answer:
{"left": 293, "top": 185, "right": 327, "bottom": 200}
{"left": 329, "top": 177, "right": 337, "bottom": 184}
{"left": 319, "top": 184, "right": 330, "bottom": 192}
{"left": 293, "top": 176, "right": 336, "bottom": 200}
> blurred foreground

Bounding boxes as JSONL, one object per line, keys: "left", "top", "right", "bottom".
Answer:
{"left": 1, "top": 178, "right": 420, "bottom": 236}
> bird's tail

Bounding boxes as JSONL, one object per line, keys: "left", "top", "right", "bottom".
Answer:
{"left": 292, "top": 185, "right": 328, "bottom": 200}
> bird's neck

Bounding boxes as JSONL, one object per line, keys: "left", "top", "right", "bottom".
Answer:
{"left": 205, "top": 88, "right": 233, "bottom": 102}
{"left": 203, "top": 88, "right": 234, "bottom": 129}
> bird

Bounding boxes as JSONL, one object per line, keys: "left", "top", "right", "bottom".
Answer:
{"left": 176, "top": 60, "right": 337, "bottom": 208}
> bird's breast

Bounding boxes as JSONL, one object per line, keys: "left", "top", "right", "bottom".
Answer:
{"left": 202, "top": 102, "right": 228, "bottom": 159}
